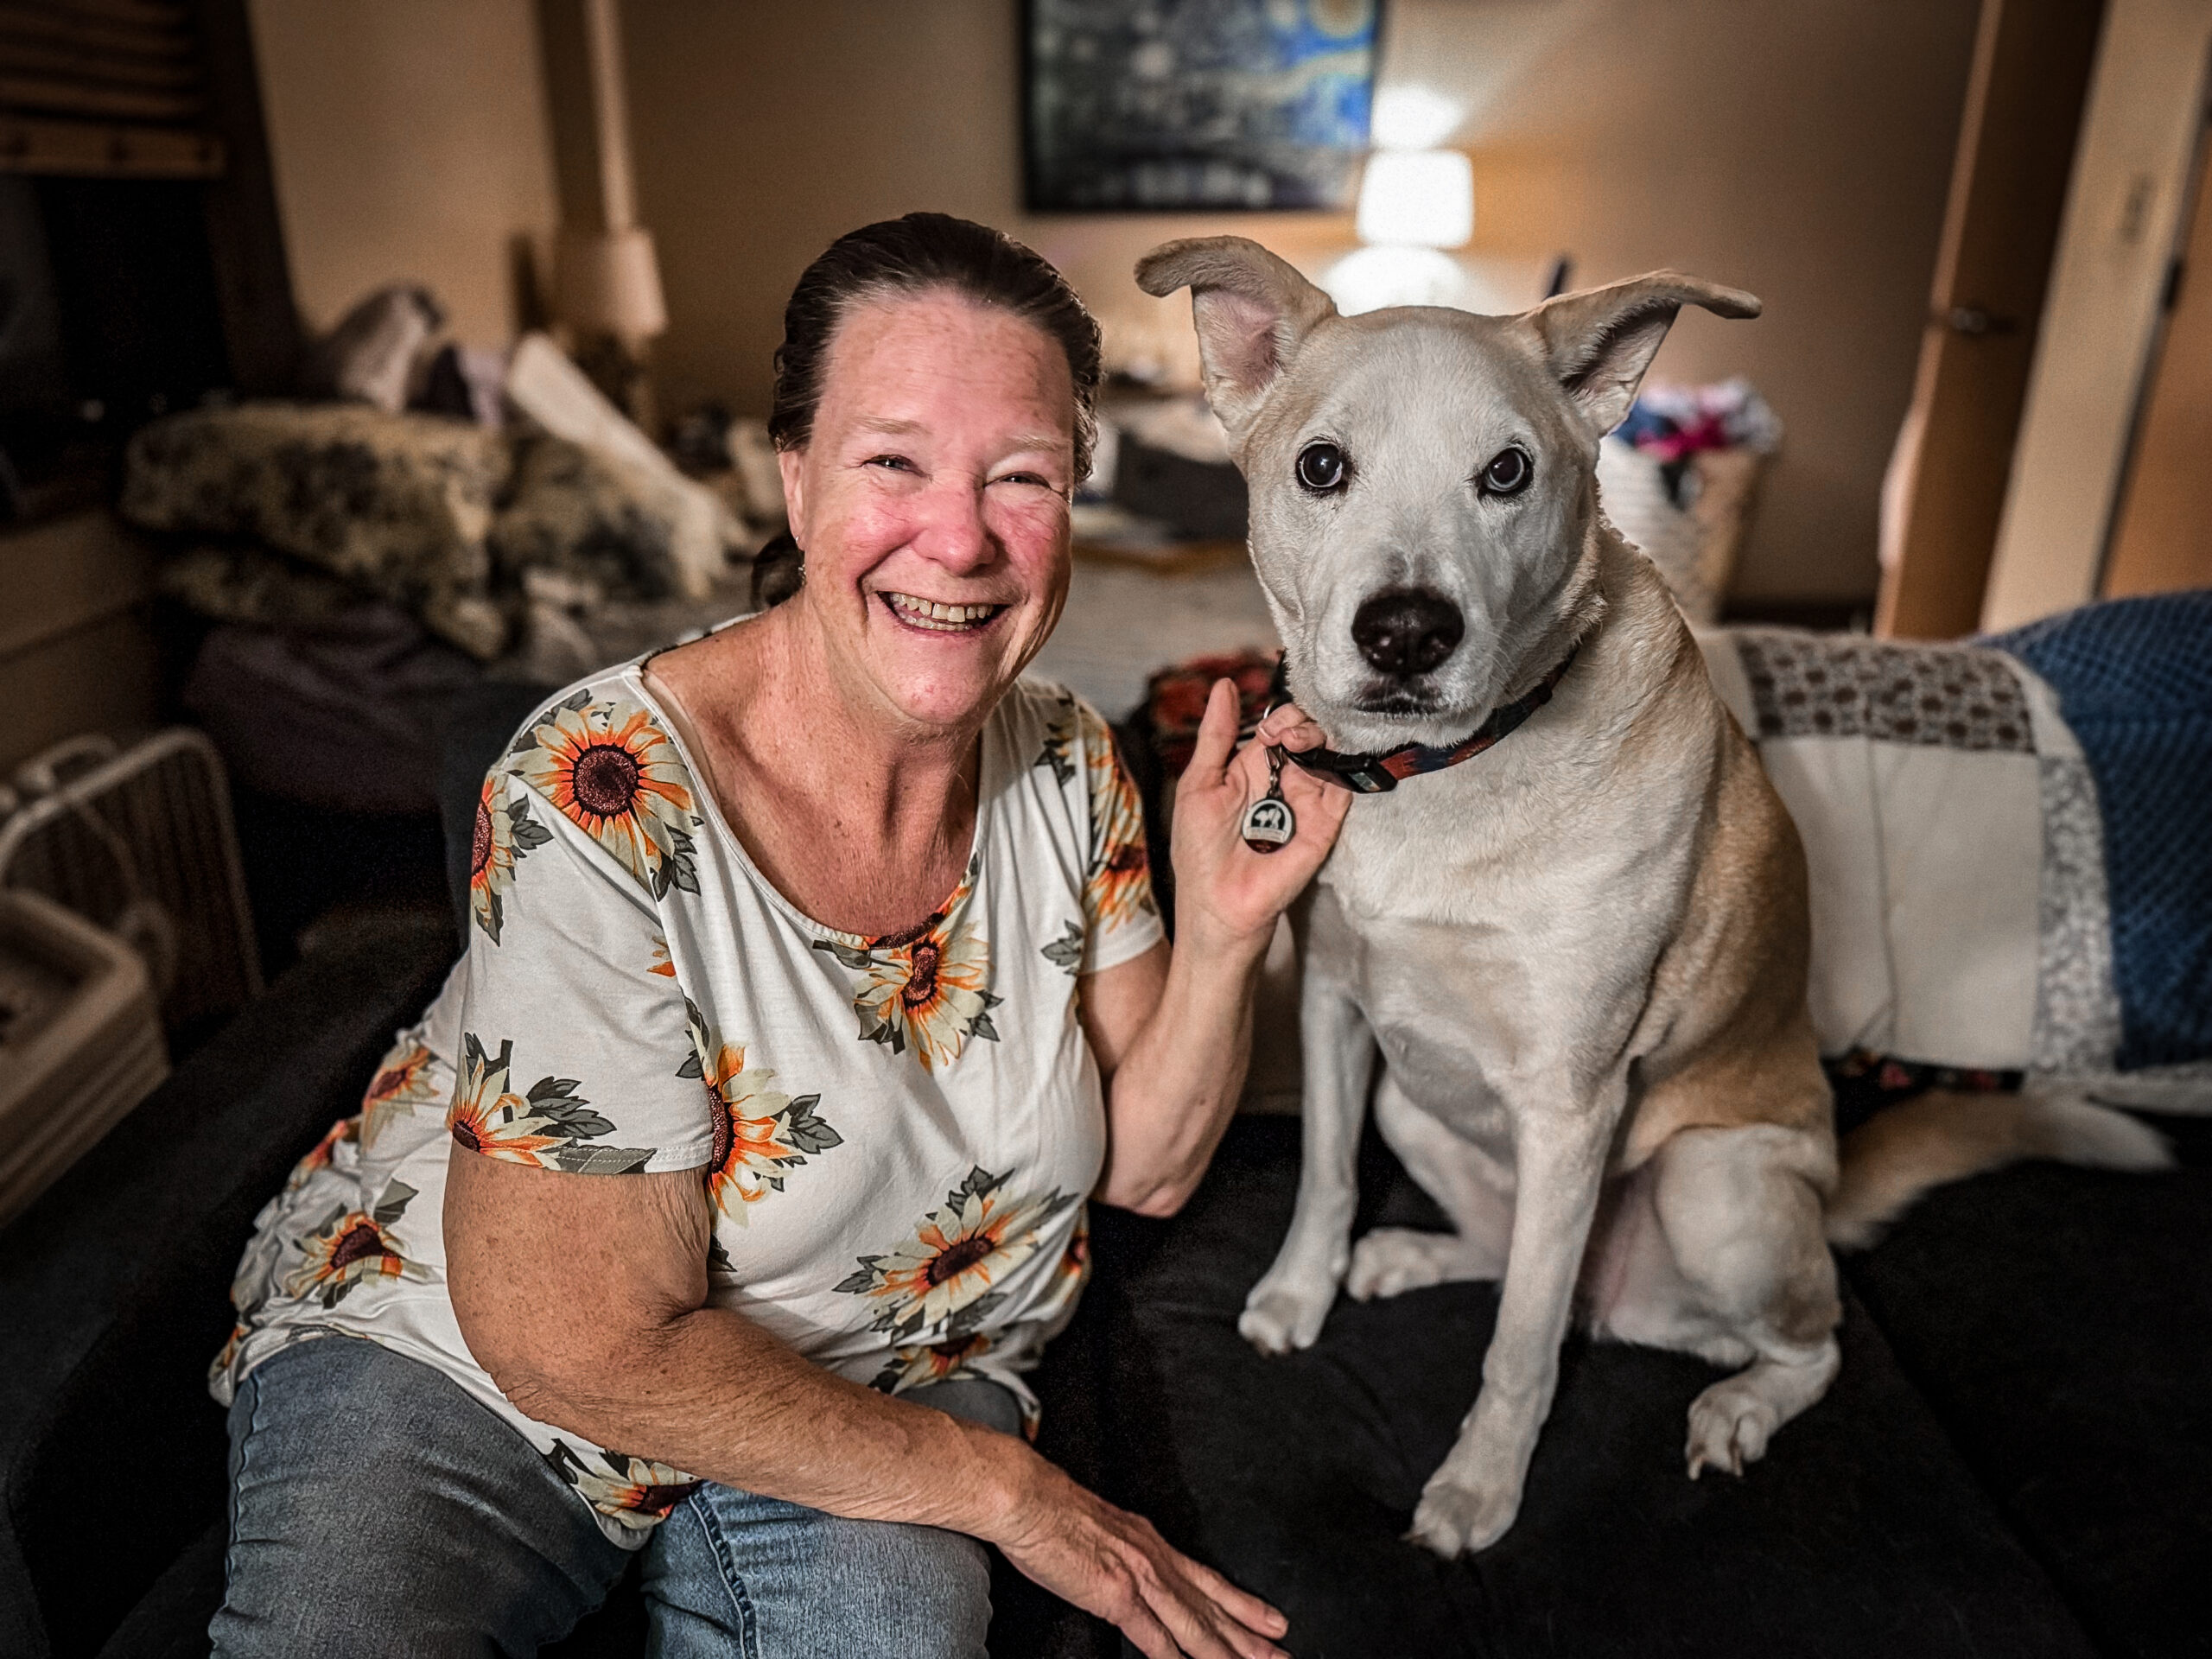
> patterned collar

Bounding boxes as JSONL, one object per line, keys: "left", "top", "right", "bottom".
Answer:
{"left": 1268, "top": 644, "right": 1580, "bottom": 795}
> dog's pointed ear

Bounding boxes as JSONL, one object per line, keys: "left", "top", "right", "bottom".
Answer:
{"left": 1135, "top": 237, "right": 1338, "bottom": 442}
{"left": 1518, "top": 272, "right": 1761, "bottom": 438}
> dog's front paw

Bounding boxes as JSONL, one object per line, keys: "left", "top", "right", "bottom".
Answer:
{"left": 1347, "top": 1227, "right": 1468, "bottom": 1301}
{"left": 1237, "top": 1275, "right": 1335, "bottom": 1355}
{"left": 1685, "top": 1377, "right": 1781, "bottom": 1479}
{"left": 1407, "top": 1469, "right": 1522, "bottom": 1558}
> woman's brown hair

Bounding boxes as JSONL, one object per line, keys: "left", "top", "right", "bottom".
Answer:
{"left": 767, "top": 212, "right": 1103, "bottom": 480}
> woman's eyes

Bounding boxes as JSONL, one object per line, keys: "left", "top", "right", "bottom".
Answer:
{"left": 862, "top": 456, "right": 1053, "bottom": 488}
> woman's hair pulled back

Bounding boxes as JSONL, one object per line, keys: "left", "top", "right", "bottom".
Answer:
{"left": 768, "top": 213, "right": 1103, "bottom": 480}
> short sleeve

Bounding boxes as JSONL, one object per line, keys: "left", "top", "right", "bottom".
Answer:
{"left": 449, "top": 692, "right": 715, "bottom": 1176}
{"left": 1074, "top": 700, "right": 1166, "bottom": 975}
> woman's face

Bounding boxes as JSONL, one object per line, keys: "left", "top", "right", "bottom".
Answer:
{"left": 780, "top": 287, "right": 1077, "bottom": 737}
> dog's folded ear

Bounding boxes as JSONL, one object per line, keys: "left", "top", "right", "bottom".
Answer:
{"left": 1135, "top": 237, "right": 1338, "bottom": 443}
{"left": 1518, "top": 272, "right": 1761, "bottom": 439}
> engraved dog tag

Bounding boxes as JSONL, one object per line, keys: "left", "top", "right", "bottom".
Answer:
{"left": 1241, "top": 747, "right": 1296, "bottom": 854}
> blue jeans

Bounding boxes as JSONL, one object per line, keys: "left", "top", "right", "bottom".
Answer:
{"left": 212, "top": 1335, "right": 1019, "bottom": 1657}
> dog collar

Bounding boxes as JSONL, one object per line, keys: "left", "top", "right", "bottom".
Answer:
{"left": 1267, "top": 645, "right": 1579, "bottom": 795}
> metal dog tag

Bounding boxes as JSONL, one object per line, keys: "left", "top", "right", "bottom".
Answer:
{"left": 1241, "top": 747, "right": 1296, "bottom": 854}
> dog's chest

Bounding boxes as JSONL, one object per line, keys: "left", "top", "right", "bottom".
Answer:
{"left": 1313, "top": 772, "right": 1701, "bottom": 1109}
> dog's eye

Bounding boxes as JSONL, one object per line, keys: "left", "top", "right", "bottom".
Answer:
{"left": 1296, "top": 442, "right": 1348, "bottom": 494}
{"left": 1479, "top": 446, "right": 1533, "bottom": 497}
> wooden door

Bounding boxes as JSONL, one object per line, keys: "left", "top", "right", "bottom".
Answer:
{"left": 1877, "top": 0, "right": 2107, "bottom": 640}
{"left": 2102, "top": 99, "right": 2212, "bottom": 595}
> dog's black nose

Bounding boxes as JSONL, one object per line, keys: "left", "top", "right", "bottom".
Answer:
{"left": 1351, "top": 589, "right": 1464, "bottom": 677}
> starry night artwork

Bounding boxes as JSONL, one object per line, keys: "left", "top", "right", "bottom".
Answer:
{"left": 1024, "top": 0, "right": 1379, "bottom": 213}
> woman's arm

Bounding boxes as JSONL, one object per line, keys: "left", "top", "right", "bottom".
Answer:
{"left": 446, "top": 1148, "right": 1287, "bottom": 1659}
{"left": 1083, "top": 680, "right": 1350, "bottom": 1216}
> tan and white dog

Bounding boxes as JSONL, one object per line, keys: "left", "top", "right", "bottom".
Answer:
{"left": 1135, "top": 237, "right": 2168, "bottom": 1558}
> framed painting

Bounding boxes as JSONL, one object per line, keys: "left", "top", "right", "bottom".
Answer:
{"left": 1023, "top": 0, "right": 1380, "bottom": 213}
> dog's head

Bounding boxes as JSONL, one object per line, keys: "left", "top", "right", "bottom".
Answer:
{"left": 1135, "top": 237, "right": 1758, "bottom": 750}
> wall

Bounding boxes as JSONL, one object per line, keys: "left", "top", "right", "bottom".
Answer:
{"left": 620, "top": 0, "right": 1980, "bottom": 606}
{"left": 1450, "top": 1, "right": 1981, "bottom": 604}
{"left": 619, "top": 1, "right": 1363, "bottom": 415}
{"left": 246, "top": 0, "right": 560, "bottom": 344}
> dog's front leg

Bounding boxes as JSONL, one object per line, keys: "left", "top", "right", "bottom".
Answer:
{"left": 1408, "top": 1086, "right": 1618, "bottom": 1555}
{"left": 1239, "top": 921, "right": 1375, "bottom": 1355}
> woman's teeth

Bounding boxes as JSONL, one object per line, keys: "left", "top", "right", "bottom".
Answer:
{"left": 885, "top": 593, "right": 1004, "bottom": 632}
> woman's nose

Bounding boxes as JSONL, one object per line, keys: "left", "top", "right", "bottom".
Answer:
{"left": 908, "top": 478, "right": 995, "bottom": 572}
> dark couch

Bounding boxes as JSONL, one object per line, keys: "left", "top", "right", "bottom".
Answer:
{"left": 4, "top": 683, "right": 2207, "bottom": 1657}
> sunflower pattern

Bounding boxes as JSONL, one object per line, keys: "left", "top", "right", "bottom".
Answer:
{"left": 447, "top": 1033, "right": 654, "bottom": 1174}
{"left": 835, "top": 1166, "right": 1078, "bottom": 1345}
{"left": 359, "top": 1039, "right": 442, "bottom": 1154}
{"left": 1080, "top": 704, "right": 1155, "bottom": 934}
{"left": 544, "top": 1440, "right": 702, "bottom": 1535}
{"left": 812, "top": 854, "right": 1002, "bottom": 1072}
{"left": 286, "top": 1115, "right": 358, "bottom": 1192}
{"left": 1033, "top": 699, "right": 1078, "bottom": 786}
{"left": 469, "top": 768, "right": 551, "bottom": 943}
{"left": 679, "top": 998, "right": 842, "bottom": 1222}
{"left": 1039, "top": 918, "right": 1084, "bottom": 976}
{"left": 284, "top": 1178, "right": 431, "bottom": 1308}
{"left": 871, "top": 1329, "right": 995, "bottom": 1395}
{"left": 510, "top": 690, "right": 702, "bottom": 899}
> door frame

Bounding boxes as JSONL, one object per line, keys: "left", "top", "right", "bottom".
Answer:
{"left": 1981, "top": 0, "right": 2212, "bottom": 631}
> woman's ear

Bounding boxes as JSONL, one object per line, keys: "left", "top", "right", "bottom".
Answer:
{"left": 777, "top": 446, "right": 808, "bottom": 545}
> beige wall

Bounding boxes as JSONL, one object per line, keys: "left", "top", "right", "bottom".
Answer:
{"left": 623, "top": 0, "right": 1358, "bottom": 428}
{"left": 623, "top": 0, "right": 1976, "bottom": 607}
{"left": 248, "top": 0, "right": 560, "bottom": 343}
{"left": 1464, "top": 2, "right": 1981, "bottom": 602}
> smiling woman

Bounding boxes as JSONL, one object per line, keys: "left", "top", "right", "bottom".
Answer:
{"left": 205, "top": 214, "right": 1350, "bottom": 1659}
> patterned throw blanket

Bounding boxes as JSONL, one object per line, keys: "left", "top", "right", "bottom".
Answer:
{"left": 1991, "top": 592, "right": 2212, "bottom": 1071}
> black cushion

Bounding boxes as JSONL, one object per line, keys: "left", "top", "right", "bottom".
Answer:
{"left": 1088, "top": 1116, "right": 2101, "bottom": 1658}
{"left": 1844, "top": 1113, "right": 2212, "bottom": 1659}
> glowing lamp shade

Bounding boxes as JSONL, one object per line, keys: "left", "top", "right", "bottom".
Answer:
{"left": 1355, "top": 149, "right": 1474, "bottom": 250}
{"left": 554, "top": 226, "right": 668, "bottom": 342}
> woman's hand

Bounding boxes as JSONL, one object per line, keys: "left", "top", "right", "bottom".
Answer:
{"left": 994, "top": 1457, "right": 1290, "bottom": 1659}
{"left": 1170, "top": 677, "right": 1352, "bottom": 953}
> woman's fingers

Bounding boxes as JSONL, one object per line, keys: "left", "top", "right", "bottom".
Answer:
{"left": 1185, "top": 677, "right": 1241, "bottom": 785}
{"left": 1135, "top": 1534, "right": 1288, "bottom": 1659}
{"left": 1254, "top": 701, "right": 1334, "bottom": 758}
{"left": 1177, "top": 1554, "right": 1289, "bottom": 1640}
{"left": 1119, "top": 1601, "right": 1183, "bottom": 1659}
{"left": 1000, "top": 1480, "right": 1288, "bottom": 1659}
{"left": 1147, "top": 1573, "right": 1287, "bottom": 1659}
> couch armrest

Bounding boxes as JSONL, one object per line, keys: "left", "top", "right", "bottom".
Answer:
{"left": 0, "top": 911, "right": 457, "bottom": 1659}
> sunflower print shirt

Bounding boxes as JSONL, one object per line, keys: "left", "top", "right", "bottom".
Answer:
{"left": 210, "top": 663, "right": 1161, "bottom": 1548}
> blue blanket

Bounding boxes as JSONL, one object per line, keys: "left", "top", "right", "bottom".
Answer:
{"left": 1993, "top": 591, "right": 2212, "bottom": 1069}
